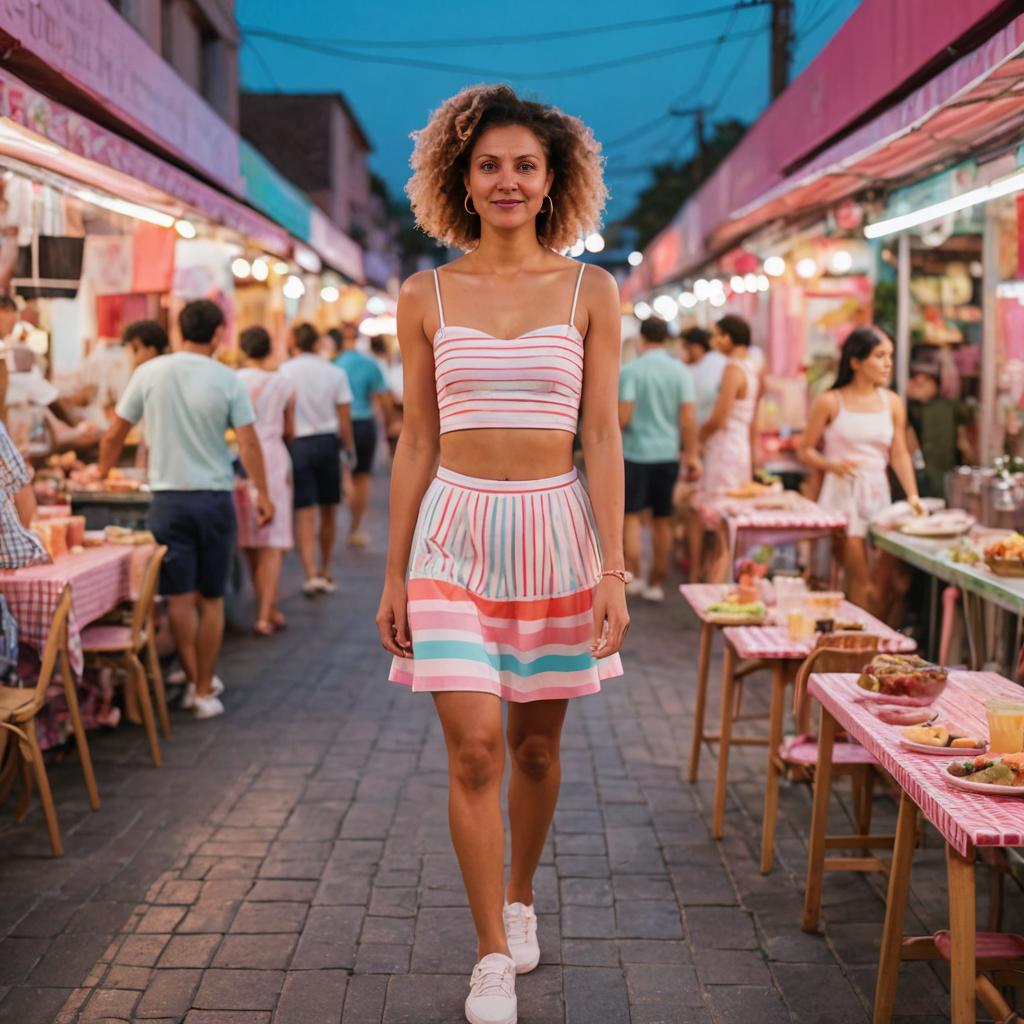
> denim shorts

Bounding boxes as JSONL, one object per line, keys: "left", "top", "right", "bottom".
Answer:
{"left": 148, "top": 490, "right": 236, "bottom": 598}
{"left": 291, "top": 433, "right": 341, "bottom": 509}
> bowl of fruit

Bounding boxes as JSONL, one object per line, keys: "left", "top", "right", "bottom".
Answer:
{"left": 984, "top": 533, "right": 1024, "bottom": 577}
{"left": 856, "top": 653, "right": 948, "bottom": 706}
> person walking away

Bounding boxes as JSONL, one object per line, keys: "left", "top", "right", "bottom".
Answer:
{"left": 279, "top": 322, "right": 354, "bottom": 595}
{"left": 121, "top": 320, "right": 169, "bottom": 470}
{"left": 99, "top": 300, "right": 273, "bottom": 719}
{"left": 618, "top": 316, "right": 700, "bottom": 601}
{"left": 370, "top": 334, "right": 404, "bottom": 458}
{"left": 331, "top": 323, "right": 396, "bottom": 548}
{"left": 699, "top": 315, "right": 761, "bottom": 582}
{"left": 680, "top": 326, "right": 725, "bottom": 581}
{"left": 235, "top": 325, "right": 296, "bottom": 635}
{"left": 377, "top": 84, "right": 627, "bottom": 1024}
{"left": 906, "top": 359, "right": 973, "bottom": 499}
{"left": 799, "top": 327, "right": 922, "bottom": 613}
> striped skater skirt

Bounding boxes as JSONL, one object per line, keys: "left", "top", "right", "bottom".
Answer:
{"left": 389, "top": 467, "right": 623, "bottom": 702}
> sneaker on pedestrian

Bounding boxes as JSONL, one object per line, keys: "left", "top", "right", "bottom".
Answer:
{"left": 503, "top": 902, "right": 539, "bottom": 974}
{"left": 465, "top": 953, "right": 516, "bottom": 1024}
{"left": 316, "top": 575, "right": 338, "bottom": 594}
{"left": 167, "top": 667, "right": 187, "bottom": 686}
{"left": 192, "top": 694, "right": 225, "bottom": 720}
{"left": 181, "top": 675, "right": 225, "bottom": 710}
{"left": 625, "top": 577, "right": 645, "bottom": 597}
{"left": 302, "top": 577, "right": 322, "bottom": 598}
{"left": 642, "top": 584, "right": 665, "bottom": 603}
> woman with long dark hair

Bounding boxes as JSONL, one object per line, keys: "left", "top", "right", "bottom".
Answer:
{"left": 376, "top": 84, "right": 626, "bottom": 1024}
{"left": 799, "top": 327, "right": 921, "bottom": 611}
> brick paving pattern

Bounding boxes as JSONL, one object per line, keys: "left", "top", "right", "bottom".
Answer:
{"left": 0, "top": 491, "right": 1015, "bottom": 1022}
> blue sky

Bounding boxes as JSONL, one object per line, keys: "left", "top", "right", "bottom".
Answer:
{"left": 236, "top": 0, "right": 861, "bottom": 226}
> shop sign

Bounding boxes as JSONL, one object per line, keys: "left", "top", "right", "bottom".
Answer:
{"left": 0, "top": 67, "right": 289, "bottom": 255}
{"left": 240, "top": 141, "right": 312, "bottom": 244}
{"left": 885, "top": 161, "right": 977, "bottom": 219}
{"left": 0, "top": 0, "right": 239, "bottom": 191}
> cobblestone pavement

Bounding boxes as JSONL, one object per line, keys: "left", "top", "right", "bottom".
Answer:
{"left": 0, "top": 493, "right": 1013, "bottom": 1023}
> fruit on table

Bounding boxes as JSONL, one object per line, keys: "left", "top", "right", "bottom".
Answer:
{"left": 985, "top": 533, "right": 1024, "bottom": 560}
{"left": 902, "top": 725, "right": 982, "bottom": 748}
{"left": 857, "top": 653, "right": 948, "bottom": 705}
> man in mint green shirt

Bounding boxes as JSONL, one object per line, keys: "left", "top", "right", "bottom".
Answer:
{"left": 618, "top": 317, "right": 700, "bottom": 602}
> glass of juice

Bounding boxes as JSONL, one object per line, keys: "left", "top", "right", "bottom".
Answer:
{"left": 985, "top": 698, "right": 1024, "bottom": 754}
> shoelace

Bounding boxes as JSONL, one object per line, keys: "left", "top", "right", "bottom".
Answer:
{"left": 504, "top": 905, "right": 535, "bottom": 945}
{"left": 471, "top": 961, "right": 514, "bottom": 998}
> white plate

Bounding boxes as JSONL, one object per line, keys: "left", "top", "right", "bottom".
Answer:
{"left": 854, "top": 688, "right": 941, "bottom": 707}
{"left": 900, "top": 515, "right": 975, "bottom": 539}
{"left": 899, "top": 737, "right": 987, "bottom": 757}
{"left": 942, "top": 768, "right": 1024, "bottom": 796}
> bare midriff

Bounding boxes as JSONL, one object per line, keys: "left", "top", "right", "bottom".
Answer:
{"left": 439, "top": 428, "right": 575, "bottom": 481}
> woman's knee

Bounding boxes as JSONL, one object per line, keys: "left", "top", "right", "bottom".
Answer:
{"left": 511, "top": 734, "right": 558, "bottom": 782}
{"left": 450, "top": 734, "right": 504, "bottom": 791}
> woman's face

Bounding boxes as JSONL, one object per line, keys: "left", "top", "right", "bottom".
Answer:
{"left": 710, "top": 325, "right": 730, "bottom": 354}
{"left": 852, "top": 336, "right": 893, "bottom": 387}
{"left": 465, "top": 125, "right": 554, "bottom": 236}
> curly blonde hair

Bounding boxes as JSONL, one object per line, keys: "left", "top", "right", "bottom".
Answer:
{"left": 406, "top": 84, "right": 607, "bottom": 253}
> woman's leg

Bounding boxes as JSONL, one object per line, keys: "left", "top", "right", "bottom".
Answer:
{"left": 433, "top": 692, "right": 510, "bottom": 960}
{"left": 843, "top": 537, "right": 873, "bottom": 610}
{"left": 255, "top": 549, "right": 284, "bottom": 624}
{"left": 506, "top": 699, "right": 569, "bottom": 906}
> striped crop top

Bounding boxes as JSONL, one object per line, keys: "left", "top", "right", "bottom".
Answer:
{"left": 433, "top": 264, "right": 586, "bottom": 435}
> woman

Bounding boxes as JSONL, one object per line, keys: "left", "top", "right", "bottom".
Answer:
{"left": 799, "top": 327, "right": 922, "bottom": 612}
{"left": 234, "top": 326, "right": 295, "bottom": 635}
{"left": 698, "top": 315, "right": 760, "bottom": 582}
{"left": 377, "top": 84, "right": 627, "bottom": 1024}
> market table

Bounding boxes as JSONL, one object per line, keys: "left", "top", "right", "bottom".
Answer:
{"left": 805, "top": 670, "right": 1024, "bottom": 1023}
{"left": 701, "top": 491, "right": 847, "bottom": 582}
{"left": 709, "top": 610, "right": 916, "bottom": 849}
{"left": 870, "top": 524, "right": 1024, "bottom": 668}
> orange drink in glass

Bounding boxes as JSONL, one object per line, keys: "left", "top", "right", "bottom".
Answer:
{"left": 985, "top": 699, "right": 1024, "bottom": 754}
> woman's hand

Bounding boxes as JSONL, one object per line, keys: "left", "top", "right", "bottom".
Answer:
{"left": 592, "top": 576, "right": 629, "bottom": 659}
{"left": 828, "top": 458, "right": 860, "bottom": 479}
{"left": 376, "top": 575, "right": 413, "bottom": 657}
{"left": 908, "top": 495, "right": 926, "bottom": 516}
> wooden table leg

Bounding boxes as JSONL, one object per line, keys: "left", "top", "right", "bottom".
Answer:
{"left": 873, "top": 790, "right": 918, "bottom": 1024}
{"left": 59, "top": 640, "right": 100, "bottom": 811}
{"left": 946, "top": 842, "right": 977, "bottom": 1024}
{"left": 802, "top": 704, "right": 836, "bottom": 932}
{"left": 711, "top": 641, "right": 737, "bottom": 840}
{"left": 760, "top": 661, "right": 788, "bottom": 874}
{"left": 688, "top": 622, "right": 713, "bottom": 783}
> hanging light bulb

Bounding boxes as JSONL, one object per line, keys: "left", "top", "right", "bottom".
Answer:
{"left": 320, "top": 285, "right": 340, "bottom": 303}
{"left": 627, "top": 250, "right": 644, "bottom": 267}
{"left": 743, "top": 273, "right": 759, "bottom": 292}
{"left": 829, "top": 249, "right": 853, "bottom": 274}
{"left": 652, "top": 295, "right": 679, "bottom": 320}
{"left": 584, "top": 232, "right": 605, "bottom": 253}
{"left": 251, "top": 258, "right": 269, "bottom": 282}
{"left": 763, "top": 256, "right": 786, "bottom": 277}
{"left": 283, "top": 275, "right": 305, "bottom": 299}
{"left": 693, "top": 279, "right": 710, "bottom": 301}
{"left": 729, "top": 275, "right": 746, "bottom": 294}
{"left": 679, "top": 292, "right": 697, "bottom": 309}
{"left": 756, "top": 275, "right": 770, "bottom": 292}
{"left": 231, "top": 257, "right": 251, "bottom": 279}
{"left": 633, "top": 301, "right": 652, "bottom": 321}
{"left": 795, "top": 257, "right": 818, "bottom": 280}
{"left": 174, "top": 219, "right": 197, "bottom": 239}
{"left": 568, "top": 239, "right": 586, "bottom": 258}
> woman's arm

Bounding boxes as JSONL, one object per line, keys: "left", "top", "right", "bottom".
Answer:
{"left": 377, "top": 273, "right": 441, "bottom": 656}
{"left": 579, "top": 267, "right": 629, "bottom": 659}
{"left": 797, "top": 392, "right": 855, "bottom": 478}
{"left": 699, "top": 363, "right": 741, "bottom": 443}
{"left": 888, "top": 392, "right": 922, "bottom": 510}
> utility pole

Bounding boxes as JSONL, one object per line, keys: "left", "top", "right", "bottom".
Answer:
{"left": 668, "top": 105, "right": 707, "bottom": 179}
{"left": 770, "top": 0, "right": 794, "bottom": 99}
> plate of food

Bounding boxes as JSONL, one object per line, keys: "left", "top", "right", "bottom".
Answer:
{"left": 899, "top": 510, "right": 975, "bottom": 539}
{"left": 727, "top": 481, "right": 773, "bottom": 499}
{"left": 705, "top": 599, "right": 767, "bottom": 625}
{"left": 899, "top": 725, "right": 987, "bottom": 756}
{"left": 943, "top": 753, "right": 1024, "bottom": 794}
{"left": 984, "top": 533, "right": 1024, "bottom": 577}
{"left": 855, "top": 653, "right": 948, "bottom": 706}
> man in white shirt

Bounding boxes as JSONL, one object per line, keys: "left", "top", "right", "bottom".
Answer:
{"left": 279, "top": 322, "right": 355, "bottom": 595}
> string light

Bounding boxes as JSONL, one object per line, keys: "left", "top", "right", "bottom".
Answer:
{"left": 283, "top": 275, "right": 305, "bottom": 299}
{"left": 584, "top": 232, "right": 605, "bottom": 253}
{"left": 174, "top": 220, "right": 197, "bottom": 239}
{"left": 231, "top": 257, "right": 251, "bottom": 279}
{"left": 763, "top": 256, "right": 786, "bottom": 277}
{"left": 633, "top": 301, "right": 652, "bottom": 321}
{"left": 652, "top": 294, "right": 678, "bottom": 320}
{"left": 627, "top": 250, "right": 644, "bottom": 267}
{"left": 251, "top": 258, "right": 269, "bottom": 281}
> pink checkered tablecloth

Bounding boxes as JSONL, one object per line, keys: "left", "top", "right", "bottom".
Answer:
{"left": 724, "top": 603, "right": 917, "bottom": 660}
{"left": 0, "top": 545, "right": 148, "bottom": 674}
{"left": 679, "top": 583, "right": 740, "bottom": 622}
{"left": 809, "top": 671, "right": 1024, "bottom": 856}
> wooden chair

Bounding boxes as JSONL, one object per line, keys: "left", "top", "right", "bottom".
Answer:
{"left": 761, "top": 632, "right": 882, "bottom": 875}
{"left": 81, "top": 545, "right": 169, "bottom": 768}
{"left": 0, "top": 586, "right": 89, "bottom": 856}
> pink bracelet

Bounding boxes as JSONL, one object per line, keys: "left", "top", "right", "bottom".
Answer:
{"left": 599, "top": 569, "right": 633, "bottom": 585}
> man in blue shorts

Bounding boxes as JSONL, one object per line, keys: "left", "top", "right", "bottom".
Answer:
{"left": 100, "top": 300, "right": 273, "bottom": 719}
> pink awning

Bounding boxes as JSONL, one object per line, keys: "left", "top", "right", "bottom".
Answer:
{"left": 623, "top": 0, "right": 1023, "bottom": 298}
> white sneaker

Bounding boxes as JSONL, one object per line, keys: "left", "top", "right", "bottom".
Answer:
{"left": 642, "top": 585, "right": 665, "bottom": 603}
{"left": 181, "top": 675, "right": 225, "bottom": 710}
{"left": 503, "top": 903, "right": 539, "bottom": 974}
{"left": 316, "top": 575, "right": 338, "bottom": 594}
{"left": 465, "top": 954, "right": 516, "bottom": 1024}
{"left": 625, "top": 577, "right": 645, "bottom": 597}
{"left": 192, "top": 694, "right": 225, "bottom": 720}
{"left": 302, "top": 577, "right": 321, "bottom": 598}
{"left": 167, "top": 668, "right": 187, "bottom": 686}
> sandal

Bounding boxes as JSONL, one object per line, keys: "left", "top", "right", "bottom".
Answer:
{"left": 252, "top": 620, "right": 275, "bottom": 637}
{"left": 269, "top": 609, "right": 287, "bottom": 629}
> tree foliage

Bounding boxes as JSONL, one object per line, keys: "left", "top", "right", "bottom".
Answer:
{"left": 619, "top": 118, "right": 748, "bottom": 250}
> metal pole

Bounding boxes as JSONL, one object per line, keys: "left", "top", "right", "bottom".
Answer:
{"left": 980, "top": 199, "right": 999, "bottom": 465}
{"left": 770, "top": 0, "right": 794, "bottom": 99}
{"left": 896, "top": 231, "right": 910, "bottom": 401}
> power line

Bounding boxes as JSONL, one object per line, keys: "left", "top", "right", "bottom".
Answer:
{"left": 239, "top": 2, "right": 766, "bottom": 52}
{"left": 239, "top": 24, "right": 768, "bottom": 83}
{"left": 243, "top": 35, "right": 282, "bottom": 91}
{"left": 798, "top": 0, "right": 845, "bottom": 41}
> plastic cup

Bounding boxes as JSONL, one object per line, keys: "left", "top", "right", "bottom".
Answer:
{"left": 985, "top": 698, "right": 1024, "bottom": 754}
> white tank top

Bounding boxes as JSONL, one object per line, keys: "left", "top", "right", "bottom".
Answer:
{"left": 822, "top": 388, "right": 894, "bottom": 475}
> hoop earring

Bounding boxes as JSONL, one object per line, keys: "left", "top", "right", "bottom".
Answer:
{"left": 542, "top": 194, "right": 554, "bottom": 215}
{"left": 464, "top": 193, "right": 477, "bottom": 216}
